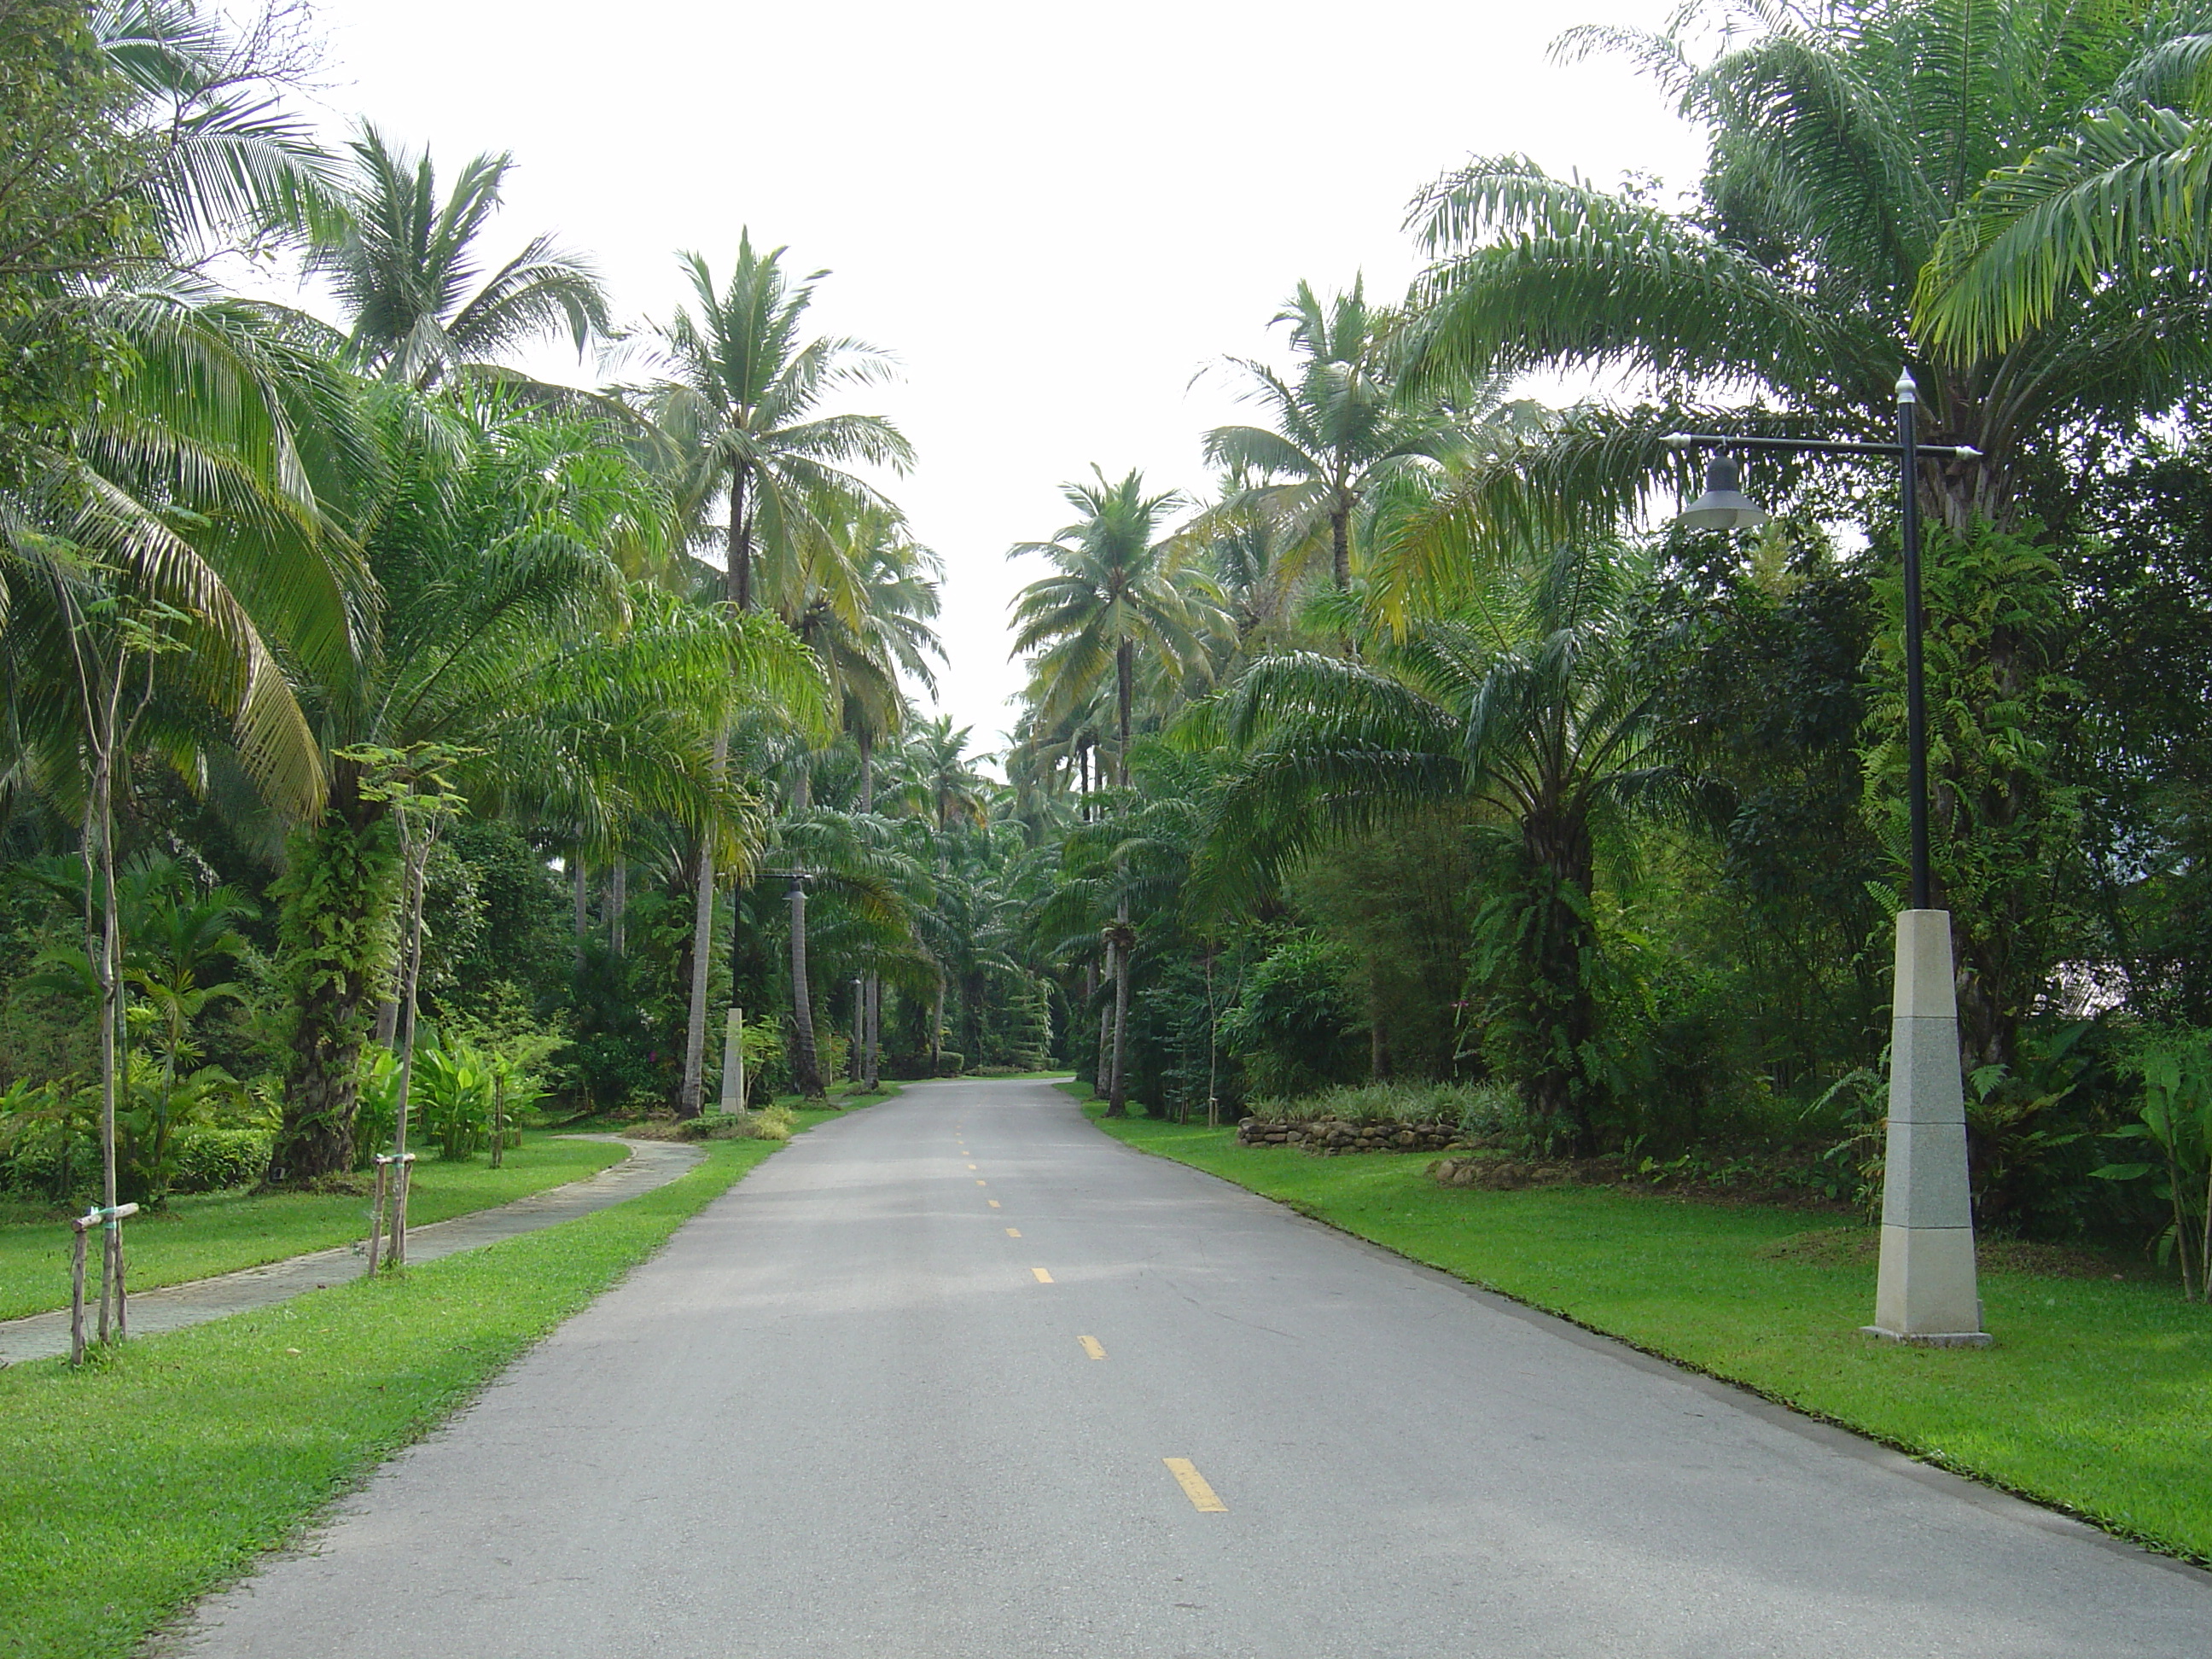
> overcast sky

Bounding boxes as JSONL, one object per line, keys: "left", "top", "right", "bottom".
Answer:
{"left": 282, "top": 0, "right": 1705, "bottom": 759}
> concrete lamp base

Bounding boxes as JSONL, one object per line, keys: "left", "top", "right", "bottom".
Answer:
{"left": 1867, "top": 910, "right": 1988, "bottom": 1347}
{"left": 1859, "top": 1325, "right": 1993, "bottom": 1348}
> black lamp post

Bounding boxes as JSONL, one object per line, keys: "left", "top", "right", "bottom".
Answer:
{"left": 1665, "top": 369, "right": 1992, "bottom": 1346}
{"left": 1662, "top": 370, "right": 1979, "bottom": 908}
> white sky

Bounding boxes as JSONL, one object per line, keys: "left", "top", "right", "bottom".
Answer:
{"left": 282, "top": 0, "right": 1705, "bottom": 758}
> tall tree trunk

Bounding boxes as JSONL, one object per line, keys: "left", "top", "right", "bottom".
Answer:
{"left": 727, "top": 470, "right": 753, "bottom": 610}
{"left": 789, "top": 878, "right": 826, "bottom": 1097}
{"left": 678, "top": 731, "right": 729, "bottom": 1119}
{"left": 1330, "top": 498, "right": 1352, "bottom": 591}
{"left": 388, "top": 818, "right": 433, "bottom": 1158}
{"left": 82, "top": 707, "right": 119, "bottom": 1323}
{"left": 268, "top": 771, "right": 399, "bottom": 1185}
{"left": 858, "top": 729, "right": 879, "bottom": 1088}
{"left": 858, "top": 981, "right": 876, "bottom": 1097}
{"left": 609, "top": 862, "right": 626, "bottom": 958}
{"left": 1114, "top": 639, "right": 1134, "bottom": 789}
{"left": 571, "top": 853, "right": 589, "bottom": 975}
{"left": 1104, "top": 643, "right": 1135, "bottom": 1115}
{"left": 1521, "top": 806, "right": 1600, "bottom": 1157}
{"left": 1106, "top": 927, "right": 1132, "bottom": 1118}
{"left": 677, "top": 837, "right": 716, "bottom": 1118}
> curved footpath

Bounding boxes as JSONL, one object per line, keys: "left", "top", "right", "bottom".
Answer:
{"left": 177, "top": 1079, "right": 2208, "bottom": 1658}
{"left": 0, "top": 1135, "right": 700, "bottom": 1365}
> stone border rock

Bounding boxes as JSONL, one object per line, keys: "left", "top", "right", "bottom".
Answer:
{"left": 1236, "top": 1118, "right": 1462, "bottom": 1155}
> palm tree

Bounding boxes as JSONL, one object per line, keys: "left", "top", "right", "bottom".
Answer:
{"left": 1196, "top": 544, "right": 1682, "bottom": 1153}
{"left": 2, "top": 0, "right": 336, "bottom": 299}
{"left": 262, "top": 393, "right": 818, "bottom": 1178}
{"left": 805, "top": 514, "right": 943, "bottom": 1088}
{"left": 1, "top": 289, "right": 364, "bottom": 1271}
{"left": 640, "top": 236, "right": 911, "bottom": 1109}
{"left": 1916, "top": 20, "right": 2212, "bottom": 358}
{"left": 1010, "top": 469, "right": 1218, "bottom": 1114}
{"left": 640, "top": 235, "right": 912, "bottom": 615}
{"left": 1395, "top": 0, "right": 2212, "bottom": 1070}
{"left": 1203, "top": 280, "right": 1480, "bottom": 597}
{"left": 308, "top": 125, "right": 610, "bottom": 388}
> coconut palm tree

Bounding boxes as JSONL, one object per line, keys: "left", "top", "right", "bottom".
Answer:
{"left": 307, "top": 125, "right": 609, "bottom": 388}
{"left": 639, "top": 236, "right": 912, "bottom": 616}
{"left": 1202, "top": 280, "right": 1481, "bottom": 598}
{"left": 639, "top": 236, "right": 911, "bottom": 1110}
{"left": 1, "top": 288, "right": 367, "bottom": 1270}
{"left": 1010, "top": 468, "right": 1220, "bottom": 1114}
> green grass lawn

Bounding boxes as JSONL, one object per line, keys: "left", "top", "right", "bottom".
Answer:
{"left": 0, "top": 1132, "right": 630, "bottom": 1322}
{"left": 0, "top": 1109, "right": 839, "bottom": 1659}
{"left": 1085, "top": 1094, "right": 2212, "bottom": 1564}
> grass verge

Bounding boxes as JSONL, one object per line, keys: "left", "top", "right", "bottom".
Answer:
{"left": 1081, "top": 1091, "right": 2212, "bottom": 1564}
{"left": 0, "top": 1110, "right": 837, "bottom": 1659}
{"left": 0, "top": 1132, "right": 631, "bottom": 1321}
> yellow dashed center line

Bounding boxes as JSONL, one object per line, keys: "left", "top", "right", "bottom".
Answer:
{"left": 1031, "top": 1266, "right": 1053, "bottom": 1283}
{"left": 987, "top": 1199, "right": 1000, "bottom": 1208}
{"left": 1005, "top": 1227, "right": 1022, "bottom": 1237}
{"left": 1163, "top": 1458, "right": 1227, "bottom": 1512}
{"left": 967, "top": 1163, "right": 978, "bottom": 1170}
{"left": 1079, "top": 1335, "right": 1106, "bottom": 1359}
{"left": 975, "top": 1179, "right": 987, "bottom": 1187}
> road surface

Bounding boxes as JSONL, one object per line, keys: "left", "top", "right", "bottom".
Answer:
{"left": 178, "top": 1078, "right": 2211, "bottom": 1657}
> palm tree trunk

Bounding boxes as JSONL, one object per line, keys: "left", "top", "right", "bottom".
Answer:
{"left": 268, "top": 774, "right": 399, "bottom": 1185}
{"left": 677, "top": 836, "right": 716, "bottom": 1118}
{"left": 864, "top": 974, "right": 880, "bottom": 1091}
{"left": 1106, "top": 927, "right": 1132, "bottom": 1118}
{"left": 678, "top": 730, "right": 729, "bottom": 1118}
{"left": 789, "top": 878, "right": 826, "bottom": 1097}
{"left": 727, "top": 471, "right": 752, "bottom": 610}
{"left": 609, "top": 862, "right": 626, "bottom": 957}
{"left": 1105, "top": 640, "right": 1135, "bottom": 1115}
{"left": 572, "top": 853, "right": 589, "bottom": 975}
{"left": 1086, "top": 963, "right": 1105, "bottom": 1095}
{"left": 1521, "top": 807, "right": 1601, "bottom": 1156}
{"left": 1330, "top": 500, "right": 1352, "bottom": 591}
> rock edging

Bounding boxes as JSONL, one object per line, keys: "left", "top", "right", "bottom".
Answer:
{"left": 1236, "top": 1117, "right": 1462, "bottom": 1155}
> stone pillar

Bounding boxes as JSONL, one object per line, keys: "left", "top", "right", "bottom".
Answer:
{"left": 1866, "top": 910, "right": 1989, "bottom": 1346}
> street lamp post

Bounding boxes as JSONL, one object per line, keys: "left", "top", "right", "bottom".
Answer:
{"left": 1665, "top": 369, "right": 1992, "bottom": 1347}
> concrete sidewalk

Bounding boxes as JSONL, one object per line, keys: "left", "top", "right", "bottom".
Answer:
{"left": 0, "top": 1134, "right": 700, "bottom": 1365}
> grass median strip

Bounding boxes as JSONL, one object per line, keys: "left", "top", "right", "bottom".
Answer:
{"left": 0, "top": 1132, "right": 631, "bottom": 1321}
{"left": 0, "top": 1111, "right": 837, "bottom": 1659}
{"left": 1083, "top": 1095, "right": 2212, "bottom": 1564}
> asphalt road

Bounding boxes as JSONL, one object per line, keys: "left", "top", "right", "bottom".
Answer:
{"left": 179, "top": 1079, "right": 2210, "bottom": 1658}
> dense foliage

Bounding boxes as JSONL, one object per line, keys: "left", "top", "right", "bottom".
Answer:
{"left": 0, "top": 0, "right": 1039, "bottom": 1214}
{"left": 998, "top": 0, "right": 2212, "bottom": 1282}
{"left": 9, "top": 0, "right": 2212, "bottom": 1295}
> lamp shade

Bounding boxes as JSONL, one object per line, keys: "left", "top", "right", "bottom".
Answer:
{"left": 1676, "top": 455, "right": 1769, "bottom": 531}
